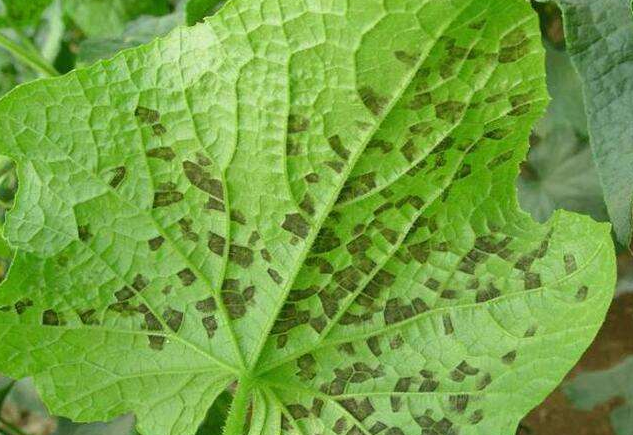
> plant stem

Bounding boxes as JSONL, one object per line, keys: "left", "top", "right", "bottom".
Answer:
{"left": 222, "top": 378, "right": 253, "bottom": 435}
{"left": 0, "top": 417, "right": 28, "bottom": 435}
{"left": 0, "top": 32, "right": 58, "bottom": 77}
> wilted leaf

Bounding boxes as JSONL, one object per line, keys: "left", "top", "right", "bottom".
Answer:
{"left": 0, "top": 1, "right": 616, "bottom": 434}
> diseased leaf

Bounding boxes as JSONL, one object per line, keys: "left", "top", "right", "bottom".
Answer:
{"left": 0, "top": 1, "right": 616, "bottom": 435}
{"left": 64, "top": 0, "right": 170, "bottom": 38}
{"left": 552, "top": 0, "right": 633, "bottom": 246}
{"left": 564, "top": 356, "right": 633, "bottom": 435}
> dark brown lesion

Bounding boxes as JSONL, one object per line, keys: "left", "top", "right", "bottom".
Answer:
{"left": 228, "top": 244, "right": 254, "bottom": 268}
{"left": 146, "top": 147, "right": 176, "bottom": 161}
{"left": 183, "top": 161, "right": 223, "bottom": 196}
{"left": 282, "top": 213, "right": 310, "bottom": 239}
{"left": 337, "top": 397, "right": 375, "bottom": 422}
{"left": 148, "top": 236, "right": 165, "bottom": 251}
{"left": 77, "top": 225, "right": 93, "bottom": 242}
{"left": 152, "top": 124, "right": 167, "bottom": 137}
{"left": 134, "top": 106, "right": 160, "bottom": 124}
{"left": 207, "top": 232, "right": 226, "bottom": 256}
{"left": 221, "top": 279, "right": 256, "bottom": 319}
{"left": 358, "top": 86, "right": 388, "bottom": 116}
{"left": 153, "top": 190, "right": 184, "bottom": 208}
{"left": 328, "top": 135, "right": 350, "bottom": 161}
{"left": 287, "top": 114, "right": 310, "bottom": 134}
{"left": 178, "top": 218, "right": 199, "bottom": 242}
{"left": 42, "top": 309, "right": 65, "bottom": 326}
{"left": 338, "top": 172, "right": 377, "bottom": 203}
{"left": 202, "top": 316, "right": 217, "bottom": 338}
{"left": 109, "top": 166, "right": 126, "bottom": 188}
{"left": 564, "top": 253, "right": 578, "bottom": 274}
{"left": 177, "top": 268, "right": 197, "bottom": 286}
{"left": 162, "top": 307, "right": 184, "bottom": 332}
{"left": 14, "top": 298, "right": 33, "bottom": 314}
{"left": 78, "top": 308, "right": 98, "bottom": 325}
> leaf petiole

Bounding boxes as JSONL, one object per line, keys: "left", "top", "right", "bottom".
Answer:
{"left": 222, "top": 378, "right": 254, "bottom": 435}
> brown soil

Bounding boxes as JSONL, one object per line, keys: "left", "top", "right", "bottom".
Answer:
{"left": 521, "top": 292, "right": 633, "bottom": 435}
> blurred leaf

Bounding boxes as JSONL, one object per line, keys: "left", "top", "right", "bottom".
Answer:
{"left": 0, "top": 379, "right": 14, "bottom": 407}
{"left": 77, "top": 11, "right": 183, "bottom": 66}
{"left": 552, "top": 0, "right": 633, "bottom": 246}
{"left": 185, "top": 0, "right": 223, "bottom": 25}
{"left": 0, "top": 51, "right": 20, "bottom": 97}
{"left": 0, "top": 0, "right": 53, "bottom": 27}
{"left": 54, "top": 415, "right": 135, "bottom": 435}
{"left": 564, "top": 356, "right": 633, "bottom": 435}
{"left": 518, "top": 46, "right": 607, "bottom": 223}
{"left": 518, "top": 126, "right": 607, "bottom": 223}
{"left": 64, "top": 0, "right": 170, "bottom": 38}
{"left": 544, "top": 46, "right": 587, "bottom": 136}
{"left": 34, "top": 0, "right": 64, "bottom": 63}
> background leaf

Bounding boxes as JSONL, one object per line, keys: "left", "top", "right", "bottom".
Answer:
{"left": 518, "top": 45, "right": 607, "bottom": 223}
{"left": 0, "top": 0, "right": 53, "bottom": 27}
{"left": 63, "top": 0, "right": 170, "bottom": 38}
{"left": 552, "top": 0, "right": 633, "bottom": 247}
{"left": 185, "top": 0, "right": 223, "bottom": 26}
{"left": 564, "top": 356, "right": 633, "bottom": 435}
{"left": 76, "top": 12, "right": 184, "bottom": 66}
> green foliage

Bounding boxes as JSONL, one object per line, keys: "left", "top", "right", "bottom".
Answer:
{"left": 0, "top": 1, "right": 616, "bottom": 435}
{"left": 564, "top": 356, "right": 633, "bottom": 435}
{"left": 77, "top": 12, "right": 185, "bottom": 66}
{"left": 1, "top": 0, "right": 53, "bottom": 27}
{"left": 518, "top": 47, "right": 607, "bottom": 223}
{"left": 552, "top": 0, "right": 633, "bottom": 246}
{"left": 185, "top": 0, "right": 223, "bottom": 25}
{"left": 64, "top": 0, "right": 171, "bottom": 38}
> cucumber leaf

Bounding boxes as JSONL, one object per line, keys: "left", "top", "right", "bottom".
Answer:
{"left": 0, "top": 0, "right": 616, "bottom": 434}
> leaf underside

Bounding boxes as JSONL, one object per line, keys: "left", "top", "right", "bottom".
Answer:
{"left": 0, "top": 1, "right": 615, "bottom": 435}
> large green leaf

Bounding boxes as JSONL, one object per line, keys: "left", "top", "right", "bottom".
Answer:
{"left": 552, "top": 0, "right": 633, "bottom": 246}
{"left": 0, "top": 1, "right": 615, "bottom": 435}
